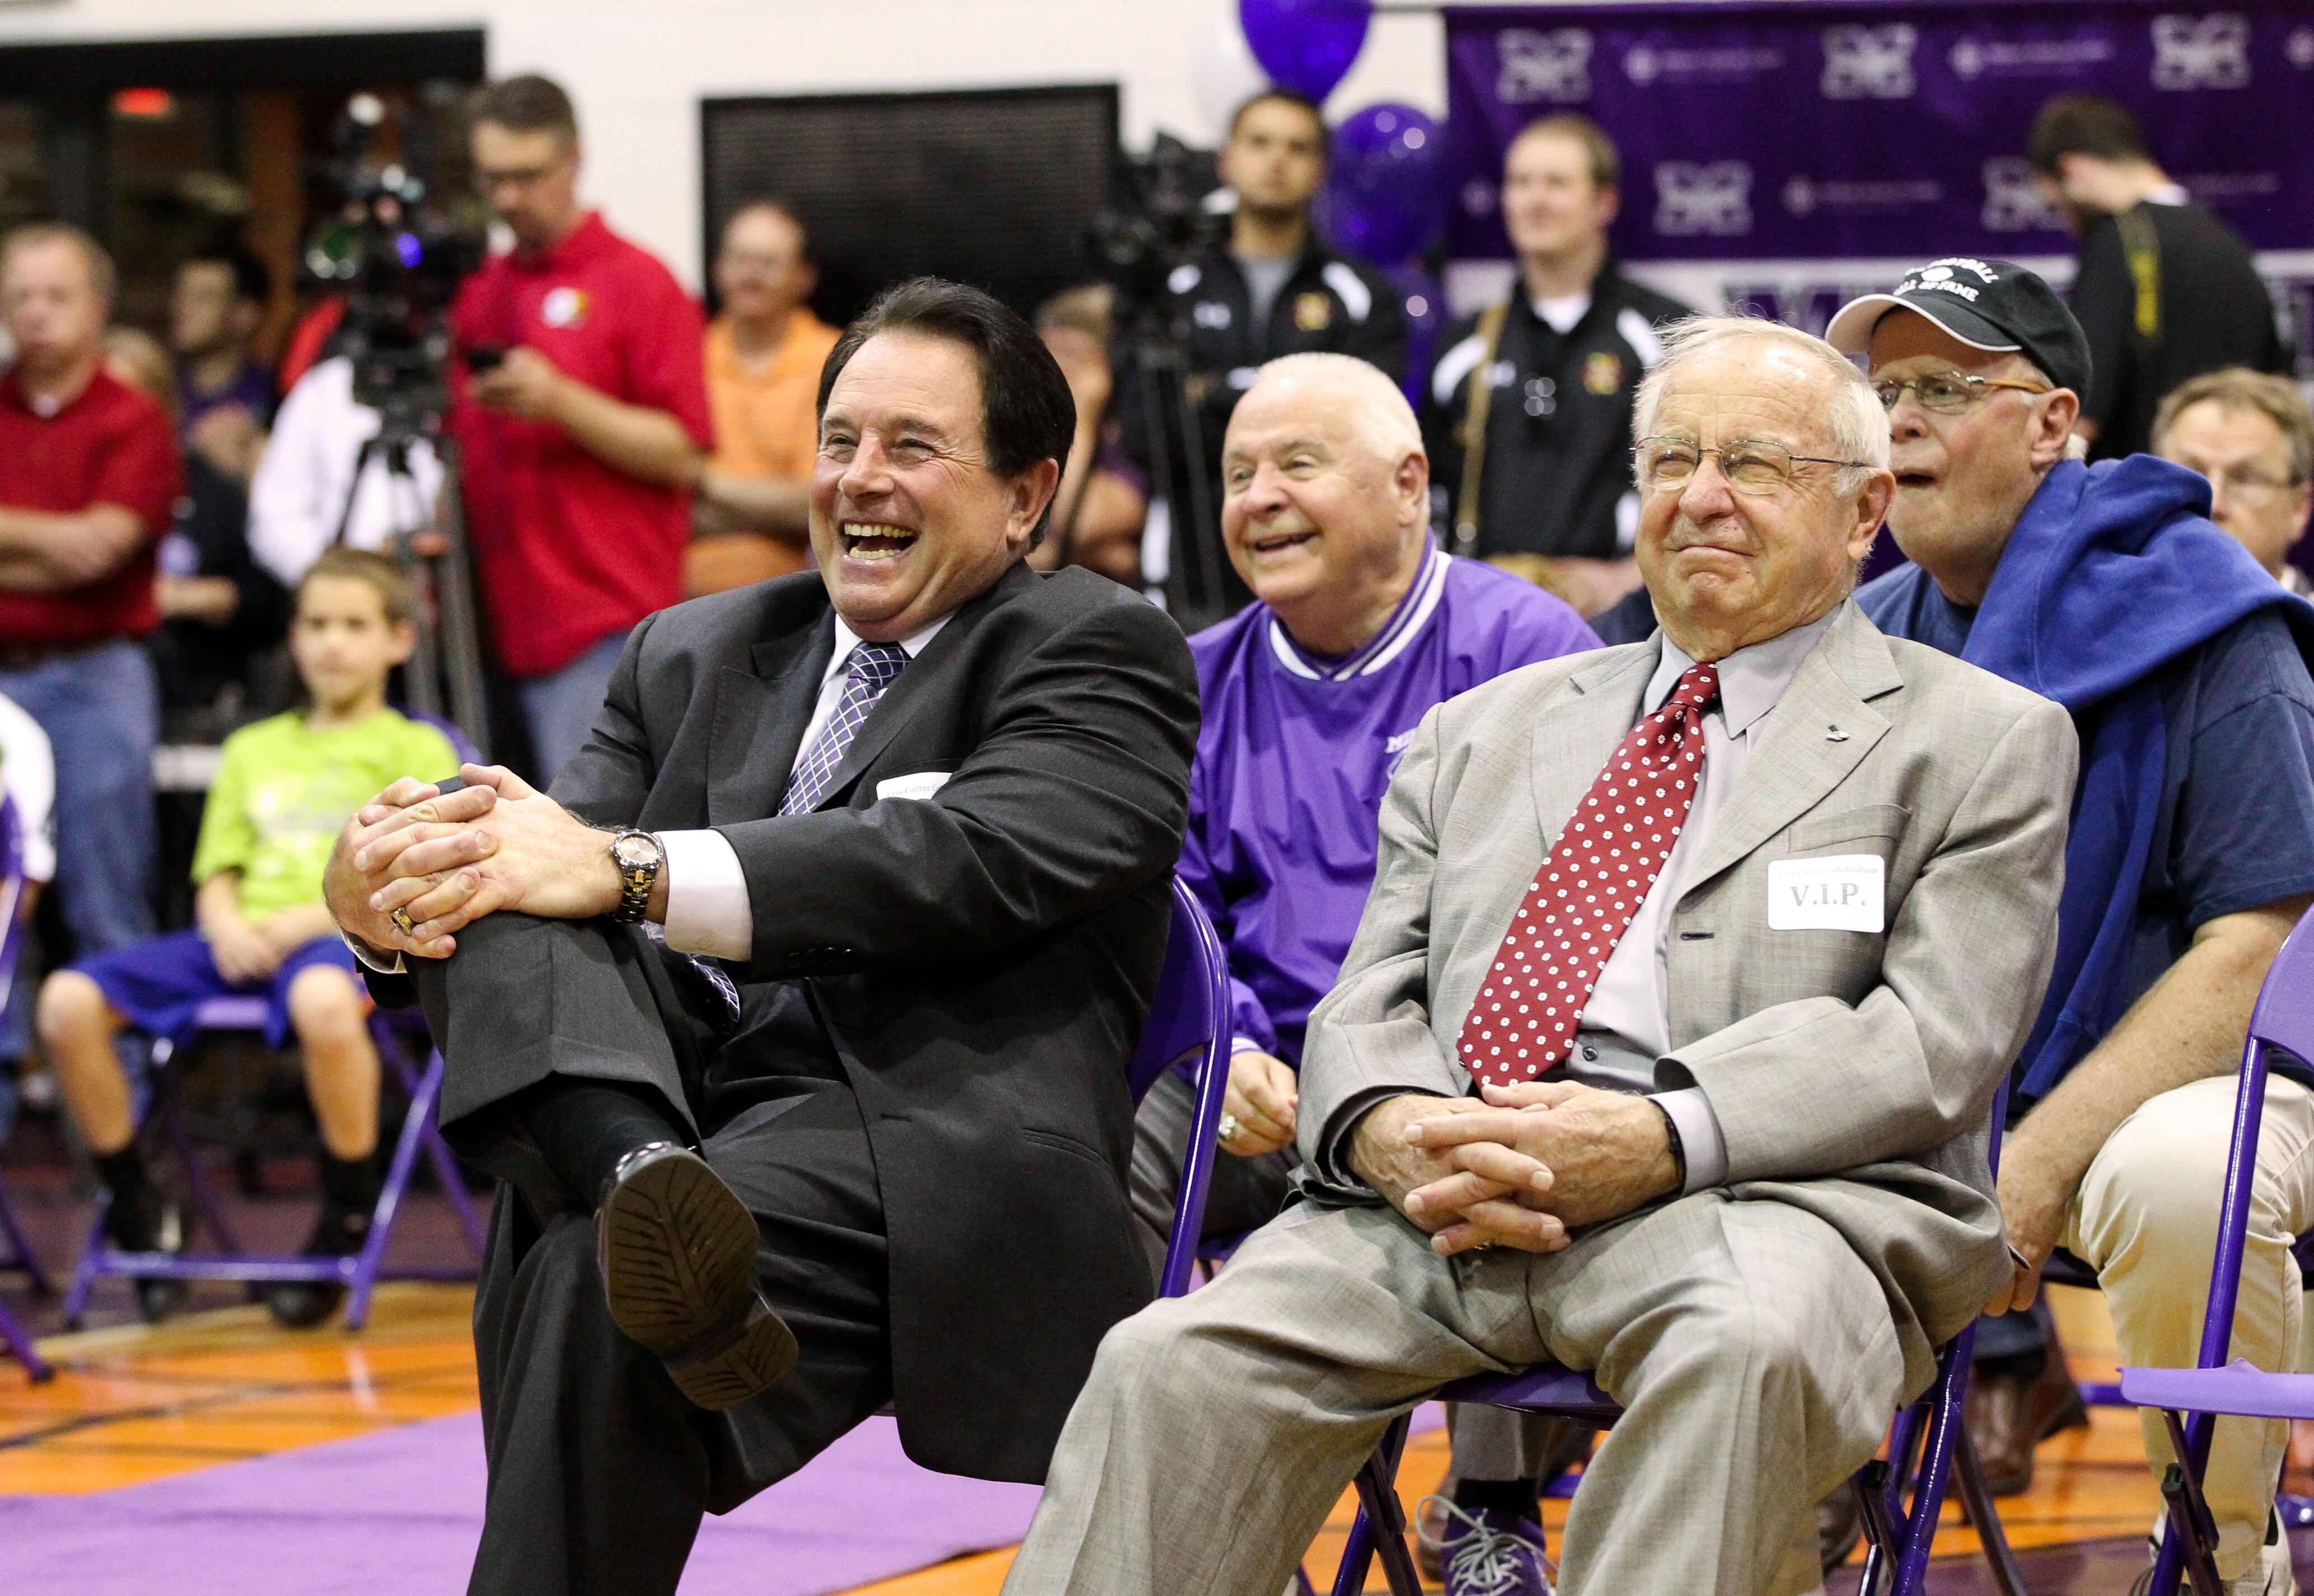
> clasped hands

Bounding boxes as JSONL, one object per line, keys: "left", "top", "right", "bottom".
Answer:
{"left": 1348, "top": 1081, "right": 1681, "bottom": 1257}
{"left": 322, "top": 764, "right": 630, "bottom": 961}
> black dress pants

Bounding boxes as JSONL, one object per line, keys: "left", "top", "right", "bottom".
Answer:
{"left": 415, "top": 912, "right": 897, "bottom": 1596}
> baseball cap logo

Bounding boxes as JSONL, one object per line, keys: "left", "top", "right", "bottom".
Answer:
{"left": 1918, "top": 265, "right": 1955, "bottom": 283}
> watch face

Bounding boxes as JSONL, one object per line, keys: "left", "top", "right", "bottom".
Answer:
{"left": 611, "top": 832, "right": 659, "bottom": 870}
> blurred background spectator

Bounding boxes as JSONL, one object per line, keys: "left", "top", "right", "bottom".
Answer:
{"left": 1033, "top": 285, "right": 1148, "bottom": 585}
{"left": 168, "top": 243, "right": 276, "bottom": 491}
{"left": 687, "top": 200, "right": 837, "bottom": 596}
{"left": 2029, "top": 94, "right": 2292, "bottom": 462}
{"left": 247, "top": 348, "right": 446, "bottom": 590}
{"left": 2154, "top": 368, "right": 2313, "bottom": 595}
{"left": 104, "top": 327, "right": 292, "bottom": 736}
{"left": 446, "top": 75, "right": 710, "bottom": 782}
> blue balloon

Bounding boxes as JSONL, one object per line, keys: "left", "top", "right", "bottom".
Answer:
{"left": 1323, "top": 102, "right": 1446, "bottom": 266}
{"left": 1238, "top": 0, "right": 1373, "bottom": 101}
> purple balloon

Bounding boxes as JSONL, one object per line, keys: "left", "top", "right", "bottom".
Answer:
{"left": 1385, "top": 262, "right": 1447, "bottom": 408}
{"left": 1323, "top": 102, "right": 1447, "bottom": 266}
{"left": 1239, "top": 0, "right": 1373, "bottom": 101}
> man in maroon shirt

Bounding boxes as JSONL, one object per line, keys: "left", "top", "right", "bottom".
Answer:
{"left": 0, "top": 224, "right": 182, "bottom": 993}
{"left": 449, "top": 76, "right": 713, "bottom": 782}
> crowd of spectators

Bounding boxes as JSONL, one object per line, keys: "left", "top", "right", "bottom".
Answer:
{"left": 0, "top": 65, "right": 2306, "bottom": 1583}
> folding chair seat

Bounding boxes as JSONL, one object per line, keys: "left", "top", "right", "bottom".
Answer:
{"left": 1328, "top": 1081, "right": 2029, "bottom": 1596}
{"left": 61, "top": 996, "right": 486, "bottom": 1331}
{"left": 2090, "top": 905, "right": 2314, "bottom": 1596}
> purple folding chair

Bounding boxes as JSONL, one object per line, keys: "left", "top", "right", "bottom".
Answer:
{"left": 1329, "top": 1079, "right": 2025, "bottom": 1596}
{"left": 1130, "top": 876, "right": 1234, "bottom": 1301}
{"left": 60, "top": 999, "right": 486, "bottom": 1332}
{"left": 2100, "top": 905, "right": 2314, "bottom": 1596}
{"left": 0, "top": 797, "right": 54, "bottom": 1381}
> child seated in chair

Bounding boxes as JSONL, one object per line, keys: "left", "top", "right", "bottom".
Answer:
{"left": 39, "top": 548, "right": 458, "bottom": 1326}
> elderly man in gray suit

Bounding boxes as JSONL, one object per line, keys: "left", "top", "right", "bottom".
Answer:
{"left": 1003, "top": 316, "right": 2081, "bottom": 1596}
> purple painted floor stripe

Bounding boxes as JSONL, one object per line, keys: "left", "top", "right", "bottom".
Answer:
{"left": 1, "top": 1411, "right": 1042, "bottom": 1596}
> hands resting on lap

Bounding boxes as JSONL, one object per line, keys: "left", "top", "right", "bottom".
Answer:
{"left": 1347, "top": 1082, "right": 1681, "bottom": 1257}
{"left": 323, "top": 765, "right": 632, "bottom": 962}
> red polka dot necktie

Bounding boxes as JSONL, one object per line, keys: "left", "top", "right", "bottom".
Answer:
{"left": 1458, "top": 661, "right": 1722, "bottom": 1090}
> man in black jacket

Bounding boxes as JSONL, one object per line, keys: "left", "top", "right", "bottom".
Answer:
{"left": 2029, "top": 93, "right": 2290, "bottom": 462}
{"left": 1127, "top": 89, "right": 1406, "bottom": 626}
{"left": 324, "top": 279, "right": 1199, "bottom": 1596}
{"left": 1425, "top": 113, "right": 1691, "bottom": 622}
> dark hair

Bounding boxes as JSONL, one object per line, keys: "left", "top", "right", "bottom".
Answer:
{"left": 181, "top": 242, "right": 270, "bottom": 307}
{"left": 1511, "top": 112, "right": 1620, "bottom": 191}
{"left": 1228, "top": 87, "right": 1328, "bottom": 147}
{"left": 817, "top": 278, "right": 1075, "bottom": 546}
{"left": 470, "top": 74, "right": 579, "bottom": 143}
{"left": 2029, "top": 95, "right": 2148, "bottom": 176}
{"left": 301, "top": 547, "right": 416, "bottom": 628}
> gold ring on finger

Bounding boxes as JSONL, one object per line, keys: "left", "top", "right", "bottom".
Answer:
{"left": 391, "top": 908, "right": 416, "bottom": 937}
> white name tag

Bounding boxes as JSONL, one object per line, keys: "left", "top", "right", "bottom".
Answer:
{"left": 874, "top": 771, "right": 952, "bottom": 802}
{"left": 1767, "top": 855, "right": 1885, "bottom": 932}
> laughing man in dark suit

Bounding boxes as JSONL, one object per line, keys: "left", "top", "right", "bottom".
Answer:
{"left": 322, "top": 279, "right": 1199, "bottom": 1596}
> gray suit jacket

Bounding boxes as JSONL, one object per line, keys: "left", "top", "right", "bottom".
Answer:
{"left": 1297, "top": 599, "right": 2079, "bottom": 1386}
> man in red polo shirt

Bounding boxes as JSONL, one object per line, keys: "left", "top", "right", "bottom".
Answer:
{"left": 0, "top": 224, "right": 181, "bottom": 991}
{"left": 449, "top": 75, "right": 712, "bottom": 782}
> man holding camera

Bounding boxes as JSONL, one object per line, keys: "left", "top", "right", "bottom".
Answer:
{"left": 449, "top": 74, "right": 713, "bottom": 782}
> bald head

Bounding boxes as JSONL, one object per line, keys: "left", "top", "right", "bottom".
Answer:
{"left": 1221, "top": 354, "right": 1431, "bottom": 655}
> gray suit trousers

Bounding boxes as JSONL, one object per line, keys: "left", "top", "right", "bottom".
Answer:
{"left": 1003, "top": 1191, "right": 1905, "bottom": 1596}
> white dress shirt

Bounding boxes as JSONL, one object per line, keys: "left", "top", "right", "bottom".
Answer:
{"left": 248, "top": 356, "right": 445, "bottom": 586}
{"left": 1570, "top": 608, "right": 1839, "bottom": 1193}
{"left": 657, "top": 612, "right": 950, "bottom": 961}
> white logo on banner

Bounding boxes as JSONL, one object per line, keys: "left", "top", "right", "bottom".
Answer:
{"left": 1462, "top": 177, "right": 1498, "bottom": 218}
{"left": 1950, "top": 34, "right": 2116, "bottom": 79}
{"left": 1655, "top": 162, "right": 1753, "bottom": 236}
{"left": 1498, "top": 29, "right": 1594, "bottom": 104}
{"left": 1821, "top": 25, "right": 1918, "bottom": 98}
{"left": 1982, "top": 158, "right": 2067, "bottom": 232}
{"left": 2290, "top": 26, "right": 2314, "bottom": 67}
{"left": 2152, "top": 14, "right": 2251, "bottom": 90}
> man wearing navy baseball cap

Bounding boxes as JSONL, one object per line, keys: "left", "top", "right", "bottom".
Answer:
{"left": 1831, "top": 258, "right": 2314, "bottom": 1592}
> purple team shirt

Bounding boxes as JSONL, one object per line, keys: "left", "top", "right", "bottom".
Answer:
{"left": 1182, "top": 548, "right": 1603, "bottom": 1067}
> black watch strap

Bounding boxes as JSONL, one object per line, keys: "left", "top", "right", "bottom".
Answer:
{"left": 1651, "top": 1098, "right": 1688, "bottom": 1192}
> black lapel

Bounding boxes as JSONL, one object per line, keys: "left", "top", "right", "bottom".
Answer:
{"left": 808, "top": 561, "right": 1038, "bottom": 811}
{"left": 706, "top": 604, "right": 836, "bottom": 827}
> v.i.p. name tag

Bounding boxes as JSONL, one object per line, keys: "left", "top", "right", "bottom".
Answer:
{"left": 1767, "top": 854, "right": 1885, "bottom": 932}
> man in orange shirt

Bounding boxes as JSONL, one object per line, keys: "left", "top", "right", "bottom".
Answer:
{"left": 688, "top": 203, "right": 841, "bottom": 593}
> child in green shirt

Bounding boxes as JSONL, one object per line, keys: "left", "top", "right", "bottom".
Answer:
{"left": 40, "top": 549, "right": 459, "bottom": 1326}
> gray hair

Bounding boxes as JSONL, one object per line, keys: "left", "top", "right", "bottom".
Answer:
{"left": 1249, "top": 351, "right": 1425, "bottom": 466}
{"left": 1633, "top": 314, "right": 1890, "bottom": 487}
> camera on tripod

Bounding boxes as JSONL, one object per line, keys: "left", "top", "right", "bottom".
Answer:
{"left": 296, "top": 91, "right": 495, "bottom": 757}
{"left": 1085, "top": 133, "right": 1229, "bottom": 330}
{"left": 302, "top": 93, "right": 486, "bottom": 430}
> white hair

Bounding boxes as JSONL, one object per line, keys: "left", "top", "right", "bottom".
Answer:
{"left": 1249, "top": 351, "right": 1424, "bottom": 466}
{"left": 1633, "top": 314, "right": 1890, "bottom": 485}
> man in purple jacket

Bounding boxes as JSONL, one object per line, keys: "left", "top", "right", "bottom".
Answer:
{"left": 1129, "top": 353, "right": 1598, "bottom": 1592}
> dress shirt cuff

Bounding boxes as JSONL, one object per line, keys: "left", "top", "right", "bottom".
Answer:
{"left": 659, "top": 829, "right": 754, "bottom": 961}
{"left": 1650, "top": 1086, "right": 1728, "bottom": 1196}
{"left": 343, "top": 931, "right": 404, "bottom": 975}
{"left": 1230, "top": 1035, "right": 1270, "bottom": 1057}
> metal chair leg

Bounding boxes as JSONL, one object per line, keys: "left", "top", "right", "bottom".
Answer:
{"left": 1331, "top": 1415, "right": 1417, "bottom": 1596}
{"left": 0, "top": 1186, "right": 53, "bottom": 1295}
{"left": 2149, "top": 1410, "right": 2228, "bottom": 1596}
{"left": 1952, "top": 1423, "right": 2030, "bottom": 1596}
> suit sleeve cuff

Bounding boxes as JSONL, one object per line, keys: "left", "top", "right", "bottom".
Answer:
{"left": 659, "top": 829, "right": 753, "bottom": 961}
{"left": 1651, "top": 1086, "right": 1727, "bottom": 1195}
{"left": 343, "top": 931, "right": 404, "bottom": 975}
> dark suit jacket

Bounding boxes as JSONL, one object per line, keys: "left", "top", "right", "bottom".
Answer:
{"left": 546, "top": 559, "right": 1197, "bottom": 1481}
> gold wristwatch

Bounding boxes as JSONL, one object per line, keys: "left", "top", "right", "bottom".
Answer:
{"left": 607, "top": 828, "right": 664, "bottom": 923}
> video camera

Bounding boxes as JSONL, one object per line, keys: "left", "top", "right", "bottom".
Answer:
{"left": 1085, "top": 133, "right": 1230, "bottom": 325}
{"left": 301, "top": 92, "right": 486, "bottom": 430}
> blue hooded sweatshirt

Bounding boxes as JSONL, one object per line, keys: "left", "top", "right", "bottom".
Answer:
{"left": 1861, "top": 456, "right": 2314, "bottom": 1100}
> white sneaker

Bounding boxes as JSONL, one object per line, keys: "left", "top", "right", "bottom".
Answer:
{"left": 2134, "top": 1508, "right": 2298, "bottom": 1595}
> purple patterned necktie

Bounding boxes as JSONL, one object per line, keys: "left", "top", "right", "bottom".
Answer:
{"left": 780, "top": 641, "right": 911, "bottom": 816}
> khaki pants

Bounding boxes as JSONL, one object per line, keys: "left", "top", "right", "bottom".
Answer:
{"left": 2067, "top": 1074, "right": 2314, "bottom": 1581}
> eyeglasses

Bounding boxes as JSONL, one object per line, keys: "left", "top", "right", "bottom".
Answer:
{"left": 473, "top": 161, "right": 567, "bottom": 194}
{"left": 2200, "top": 464, "right": 2309, "bottom": 500}
{"left": 1872, "top": 372, "right": 2052, "bottom": 414}
{"left": 1633, "top": 436, "right": 1875, "bottom": 495}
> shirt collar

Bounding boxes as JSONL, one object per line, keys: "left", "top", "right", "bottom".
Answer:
{"left": 823, "top": 611, "right": 952, "bottom": 689}
{"left": 1267, "top": 545, "right": 1449, "bottom": 682}
{"left": 1646, "top": 605, "right": 1840, "bottom": 736}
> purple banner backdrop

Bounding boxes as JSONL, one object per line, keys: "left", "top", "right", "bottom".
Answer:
{"left": 1441, "top": 1, "right": 2314, "bottom": 350}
